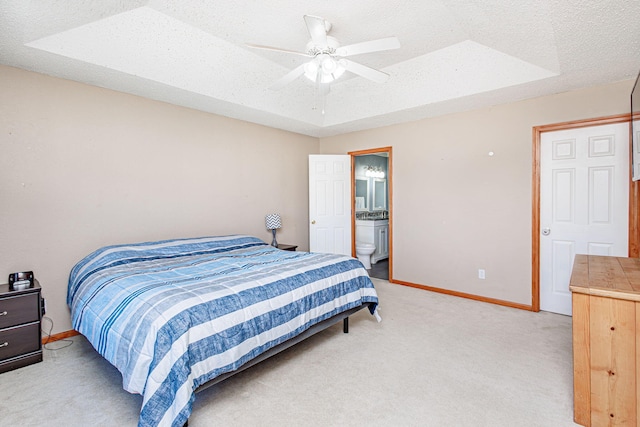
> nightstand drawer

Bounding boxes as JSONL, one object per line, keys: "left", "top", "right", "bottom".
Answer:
{"left": 0, "top": 322, "right": 41, "bottom": 361}
{"left": 0, "top": 293, "right": 40, "bottom": 329}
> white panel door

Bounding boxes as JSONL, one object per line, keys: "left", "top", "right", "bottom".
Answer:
{"left": 540, "top": 123, "right": 629, "bottom": 315}
{"left": 309, "top": 155, "right": 351, "bottom": 255}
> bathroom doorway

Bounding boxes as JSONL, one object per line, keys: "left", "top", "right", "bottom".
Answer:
{"left": 349, "top": 147, "right": 392, "bottom": 281}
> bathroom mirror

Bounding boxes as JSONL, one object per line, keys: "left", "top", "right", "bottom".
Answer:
{"left": 355, "top": 178, "right": 369, "bottom": 211}
{"left": 373, "top": 178, "right": 386, "bottom": 210}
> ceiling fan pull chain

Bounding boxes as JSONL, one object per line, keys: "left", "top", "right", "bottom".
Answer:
{"left": 315, "top": 70, "right": 322, "bottom": 114}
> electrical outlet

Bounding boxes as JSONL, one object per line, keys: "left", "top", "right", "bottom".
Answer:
{"left": 478, "top": 269, "right": 486, "bottom": 280}
{"left": 41, "top": 297, "right": 46, "bottom": 316}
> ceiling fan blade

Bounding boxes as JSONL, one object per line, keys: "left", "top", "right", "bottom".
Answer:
{"left": 270, "top": 63, "right": 307, "bottom": 90}
{"left": 341, "top": 59, "right": 390, "bottom": 83}
{"left": 304, "top": 15, "right": 328, "bottom": 47}
{"left": 246, "top": 43, "right": 311, "bottom": 57}
{"left": 335, "top": 37, "right": 401, "bottom": 57}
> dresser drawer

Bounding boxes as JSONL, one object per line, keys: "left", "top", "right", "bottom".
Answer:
{"left": 0, "top": 293, "right": 40, "bottom": 329}
{"left": 0, "top": 322, "right": 41, "bottom": 361}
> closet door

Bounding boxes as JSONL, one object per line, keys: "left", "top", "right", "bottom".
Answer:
{"left": 540, "top": 123, "right": 629, "bottom": 315}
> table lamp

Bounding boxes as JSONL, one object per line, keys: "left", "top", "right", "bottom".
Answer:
{"left": 265, "top": 214, "right": 282, "bottom": 247}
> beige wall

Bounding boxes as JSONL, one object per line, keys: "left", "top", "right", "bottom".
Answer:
{"left": 0, "top": 65, "right": 318, "bottom": 334}
{"left": 320, "top": 80, "right": 634, "bottom": 307}
{"left": 2, "top": 62, "right": 634, "bottom": 335}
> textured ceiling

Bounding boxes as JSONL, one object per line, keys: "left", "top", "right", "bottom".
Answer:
{"left": 1, "top": 1, "right": 639, "bottom": 137}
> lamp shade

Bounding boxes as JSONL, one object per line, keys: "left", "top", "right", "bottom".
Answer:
{"left": 265, "top": 214, "right": 282, "bottom": 230}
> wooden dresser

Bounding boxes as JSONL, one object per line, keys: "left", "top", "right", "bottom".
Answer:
{"left": 569, "top": 255, "right": 640, "bottom": 426}
{"left": 0, "top": 280, "right": 43, "bottom": 373}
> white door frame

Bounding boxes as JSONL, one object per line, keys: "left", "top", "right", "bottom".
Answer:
{"left": 532, "top": 114, "right": 637, "bottom": 311}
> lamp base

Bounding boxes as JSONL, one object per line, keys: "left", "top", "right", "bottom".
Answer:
{"left": 271, "top": 229, "right": 278, "bottom": 247}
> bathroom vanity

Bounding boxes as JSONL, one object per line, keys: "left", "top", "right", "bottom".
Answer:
{"left": 355, "top": 219, "right": 389, "bottom": 264}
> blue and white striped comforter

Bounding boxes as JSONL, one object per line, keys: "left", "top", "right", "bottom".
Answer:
{"left": 67, "top": 235, "right": 378, "bottom": 427}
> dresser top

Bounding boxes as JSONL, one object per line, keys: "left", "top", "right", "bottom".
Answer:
{"left": 0, "top": 279, "right": 41, "bottom": 297}
{"left": 569, "top": 255, "right": 640, "bottom": 301}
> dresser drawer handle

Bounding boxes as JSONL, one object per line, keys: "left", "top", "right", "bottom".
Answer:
{"left": 0, "top": 311, "right": 7, "bottom": 316}
{"left": 0, "top": 342, "right": 8, "bottom": 348}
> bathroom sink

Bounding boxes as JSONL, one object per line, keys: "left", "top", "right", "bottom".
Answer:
{"left": 356, "top": 219, "right": 388, "bottom": 226}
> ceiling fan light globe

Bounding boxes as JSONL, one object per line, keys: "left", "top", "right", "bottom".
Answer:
{"left": 321, "top": 56, "right": 337, "bottom": 73}
{"left": 303, "top": 47, "right": 347, "bottom": 84}
{"left": 331, "top": 66, "right": 346, "bottom": 81}
{"left": 304, "top": 69, "right": 317, "bottom": 82}
{"left": 304, "top": 61, "right": 318, "bottom": 75}
{"left": 321, "top": 74, "right": 333, "bottom": 84}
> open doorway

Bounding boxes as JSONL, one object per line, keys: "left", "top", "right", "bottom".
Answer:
{"left": 349, "top": 147, "right": 392, "bottom": 281}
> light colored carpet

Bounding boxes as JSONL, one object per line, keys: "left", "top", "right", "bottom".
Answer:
{"left": 0, "top": 279, "right": 580, "bottom": 426}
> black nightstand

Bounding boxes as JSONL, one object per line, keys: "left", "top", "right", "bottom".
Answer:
{"left": 0, "top": 280, "right": 43, "bottom": 374}
{"left": 277, "top": 244, "right": 298, "bottom": 252}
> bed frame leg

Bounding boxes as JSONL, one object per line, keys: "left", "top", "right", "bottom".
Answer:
{"left": 343, "top": 317, "right": 349, "bottom": 333}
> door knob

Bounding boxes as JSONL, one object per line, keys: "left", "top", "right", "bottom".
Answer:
{"left": 542, "top": 228, "right": 551, "bottom": 236}
{"left": 311, "top": 220, "right": 316, "bottom": 224}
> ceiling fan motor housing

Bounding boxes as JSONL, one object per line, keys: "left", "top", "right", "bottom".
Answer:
{"left": 305, "top": 36, "right": 340, "bottom": 56}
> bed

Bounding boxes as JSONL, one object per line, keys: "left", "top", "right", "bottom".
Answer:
{"left": 67, "top": 235, "right": 379, "bottom": 427}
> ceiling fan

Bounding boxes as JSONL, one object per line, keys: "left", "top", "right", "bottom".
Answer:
{"left": 247, "top": 15, "right": 400, "bottom": 92}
